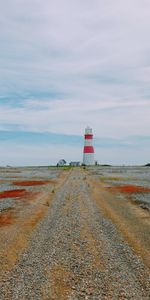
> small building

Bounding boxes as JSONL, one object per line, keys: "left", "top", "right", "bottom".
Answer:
{"left": 69, "top": 161, "right": 80, "bottom": 167}
{"left": 57, "top": 159, "right": 66, "bottom": 167}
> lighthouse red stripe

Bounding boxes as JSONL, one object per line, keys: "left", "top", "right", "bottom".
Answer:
{"left": 84, "top": 134, "right": 93, "bottom": 139}
{"left": 84, "top": 146, "right": 94, "bottom": 153}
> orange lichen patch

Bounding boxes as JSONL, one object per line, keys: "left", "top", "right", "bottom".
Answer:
{"left": 0, "top": 210, "right": 15, "bottom": 226}
{"left": 0, "top": 189, "right": 27, "bottom": 199}
{"left": 107, "top": 185, "right": 150, "bottom": 194}
{"left": 12, "top": 180, "right": 55, "bottom": 186}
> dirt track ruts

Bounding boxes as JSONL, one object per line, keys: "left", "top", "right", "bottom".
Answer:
{"left": 0, "top": 168, "right": 150, "bottom": 299}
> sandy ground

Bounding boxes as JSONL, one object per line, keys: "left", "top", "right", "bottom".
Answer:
{"left": 0, "top": 169, "right": 68, "bottom": 272}
{"left": 0, "top": 168, "right": 150, "bottom": 299}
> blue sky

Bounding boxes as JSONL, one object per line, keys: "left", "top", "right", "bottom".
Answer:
{"left": 0, "top": 0, "right": 150, "bottom": 165}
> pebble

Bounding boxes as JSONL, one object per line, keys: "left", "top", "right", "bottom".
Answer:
{"left": 0, "top": 169, "right": 150, "bottom": 299}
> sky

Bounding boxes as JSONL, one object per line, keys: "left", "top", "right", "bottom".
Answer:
{"left": 0, "top": 0, "right": 150, "bottom": 166}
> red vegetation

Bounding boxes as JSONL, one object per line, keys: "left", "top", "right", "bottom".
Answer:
{"left": 108, "top": 185, "right": 150, "bottom": 194}
{"left": 0, "top": 189, "right": 27, "bottom": 199}
{"left": 13, "top": 180, "right": 54, "bottom": 186}
{"left": 0, "top": 210, "right": 15, "bottom": 226}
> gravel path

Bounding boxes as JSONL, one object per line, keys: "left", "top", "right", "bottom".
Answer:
{"left": 1, "top": 169, "right": 150, "bottom": 299}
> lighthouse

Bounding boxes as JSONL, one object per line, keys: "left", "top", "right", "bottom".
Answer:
{"left": 83, "top": 126, "right": 94, "bottom": 165}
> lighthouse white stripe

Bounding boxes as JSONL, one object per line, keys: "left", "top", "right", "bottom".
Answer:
{"left": 84, "top": 140, "right": 93, "bottom": 146}
{"left": 83, "top": 153, "right": 94, "bottom": 165}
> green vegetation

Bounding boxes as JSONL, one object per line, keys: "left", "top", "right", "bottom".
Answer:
{"left": 58, "top": 166, "right": 72, "bottom": 170}
{"left": 99, "top": 176, "right": 132, "bottom": 181}
{"left": 48, "top": 165, "right": 72, "bottom": 170}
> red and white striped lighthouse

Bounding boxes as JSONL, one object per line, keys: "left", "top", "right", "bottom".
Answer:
{"left": 83, "top": 126, "right": 94, "bottom": 165}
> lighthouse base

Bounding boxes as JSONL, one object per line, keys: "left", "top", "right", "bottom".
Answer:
{"left": 83, "top": 153, "right": 94, "bottom": 165}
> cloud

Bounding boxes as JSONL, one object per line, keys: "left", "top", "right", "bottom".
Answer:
{"left": 1, "top": 131, "right": 150, "bottom": 166}
{"left": 0, "top": 141, "right": 82, "bottom": 166}
{"left": 0, "top": 0, "right": 150, "bottom": 164}
{"left": 0, "top": 98, "right": 149, "bottom": 138}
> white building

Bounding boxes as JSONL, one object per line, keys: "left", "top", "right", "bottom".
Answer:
{"left": 57, "top": 159, "right": 66, "bottom": 167}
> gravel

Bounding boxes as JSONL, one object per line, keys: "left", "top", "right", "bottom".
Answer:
{"left": 0, "top": 169, "right": 150, "bottom": 299}
{"left": 0, "top": 198, "right": 15, "bottom": 212}
{"left": 89, "top": 166, "right": 150, "bottom": 210}
{"left": 0, "top": 167, "right": 61, "bottom": 212}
